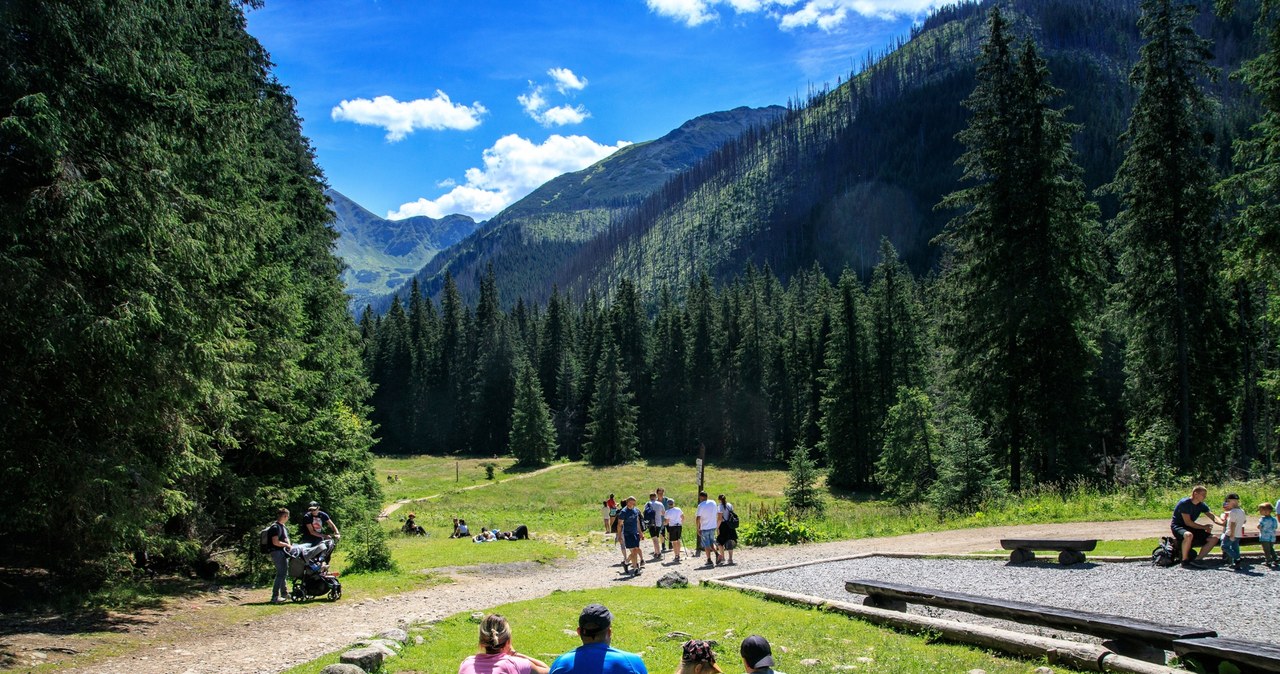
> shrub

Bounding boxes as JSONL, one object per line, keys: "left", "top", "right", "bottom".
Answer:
{"left": 343, "top": 519, "right": 397, "bottom": 574}
{"left": 739, "top": 505, "right": 823, "bottom": 546}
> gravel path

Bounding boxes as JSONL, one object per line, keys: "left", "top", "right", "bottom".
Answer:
{"left": 736, "top": 555, "right": 1280, "bottom": 645}
{"left": 19, "top": 519, "right": 1165, "bottom": 673}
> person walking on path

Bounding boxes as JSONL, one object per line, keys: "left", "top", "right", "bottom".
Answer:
{"left": 459, "top": 614, "right": 550, "bottom": 674}
{"left": 268, "top": 508, "right": 298, "bottom": 604}
{"left": 739, "top": 636, "right": 784, "bottom": 674}
{"left": 1171, "top": 486, "right": 1222, "bottom": 568}
{"left": 602, "top": 501, "right": 612, "bottom": 534}
{"left": 619, "top": 496, "right": 645, "bottom": 575}
{"left": 645, "top": 493, "right": 666, "bottom": 561}
{"left": 716, "top": 494, "right": 738, "bottom": 566}
{"left": 657, "top": 488, "right": 674, "bottom": 551}
{"left": 664, "top": 500, "right": 684, "bottom": 563}
{"left": 548, "top": 604, "right": 648, "bottom": 674}
{"left": 694, "top": 491, "right": 720, "bottom": 568}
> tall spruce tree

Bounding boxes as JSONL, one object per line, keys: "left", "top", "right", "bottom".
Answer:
{"left": 937, "top": 9, "right": 1103, "bottom": 488}
{"left": 818, "top": 269, "right": 875, "bottom": 488}
{"left": 1107, "top": 0, "right": 1233, "bottom": 474}
{"left": 876, "top": 387, "right": 940, "bottom": 505}
{"left": 584, "top": 334, "right": 640, "bottom": 465}
{"left": 509, "top": 356, "right": 557, "bottom": 465}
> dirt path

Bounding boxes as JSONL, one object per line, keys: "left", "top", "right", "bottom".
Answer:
{"left": 378, "top": 463, "right": 575, "bottom": 519}
{"left": 18, "top": 519, "right": 1165, "bottom": 674}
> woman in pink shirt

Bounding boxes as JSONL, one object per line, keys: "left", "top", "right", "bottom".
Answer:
{"left": 459, "top": 614, "right": 550, "bottom": 674}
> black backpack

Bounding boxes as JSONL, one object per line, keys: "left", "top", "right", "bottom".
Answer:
{"left": 724, "top": 507, "right": 739, "bottom": 527}
{"left": 643, "top": 502, "right": 656, "bottom": 527}
{"left": 1151, "top": 537, "right": 1177, "bottom": 567}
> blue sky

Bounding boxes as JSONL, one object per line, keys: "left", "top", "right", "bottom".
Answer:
{"left": 245, "top": 0, "right": 936, "bottom": 222}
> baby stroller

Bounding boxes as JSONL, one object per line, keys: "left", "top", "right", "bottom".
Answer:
{"left": 289, "top": 542, "right": 342, "bottom": 602}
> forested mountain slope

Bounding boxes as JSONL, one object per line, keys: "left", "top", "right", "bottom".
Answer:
{"left": 328, "top": 189, "right": 478, "bottom": 309}
{"left": 541, "top": 0, "right": 1257, "bottom": 304}
{"left": 388, "top": 105, "right": 786, "bottom": 308}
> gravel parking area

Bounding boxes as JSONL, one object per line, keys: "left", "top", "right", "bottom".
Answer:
{"left": 736, "top": 556, "right": 1280, "bottom": 645}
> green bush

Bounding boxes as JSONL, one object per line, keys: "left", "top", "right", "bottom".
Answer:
{"left": 739, "top": 505, "right": 823, "bottom": 546}
{"left": 343, "top": 519, "right": 397, "bottom": 574}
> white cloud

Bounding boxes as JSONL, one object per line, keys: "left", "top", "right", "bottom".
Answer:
{"left": 539, "top": 104, "right": 591, "bottom": 127}
{"left": 518, "top": 87, "right": 548, "bottom": 116}
{"left": 646, "top": 0, "right": 718, "bottom": 26}
{"left": 331, "top": 91, "right": 486, "bottom": 141}
{"left": 547, "top": 67, "right": 588, "bottom": 93}
{"left": 649, "top": 0, "right": 939, "bottom": 31}
{"left": 388, "top": 134, "right": 631, "bottom": 221}
{"left": 436, "top": 178, "right": 457, "bottom": 188}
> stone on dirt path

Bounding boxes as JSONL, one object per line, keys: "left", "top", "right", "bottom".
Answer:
{"left": 339, "top": 646, "right": 383, "bottom": 672}
{"left": 320, "top": 665, "right": 367, "bottom": 674}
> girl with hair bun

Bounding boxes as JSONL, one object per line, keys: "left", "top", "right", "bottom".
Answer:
{"left": 458, "top": 614, "right": 549, "bottom": 674}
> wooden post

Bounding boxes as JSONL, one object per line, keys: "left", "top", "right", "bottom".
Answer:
{"left": 456, "top": 460, "right": 459, "bottom": 483}
{"left": 697, "top": 441, "right": 706, "bottom": 498}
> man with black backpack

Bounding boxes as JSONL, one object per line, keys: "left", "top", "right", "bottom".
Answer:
{"left": 265, "top": 508, "right": 297, "bottom": 603}
{"left": 716, "top": 494, "right": 739, "bottom": 566}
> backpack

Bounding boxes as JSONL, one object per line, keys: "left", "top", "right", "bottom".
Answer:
{"left": 724, "top": 507, "right": 739, "bottom": 528}
{"left": 259, "top": 524, "right": 276, "bottom": 554}
{"left": 643, "top": 502, "right": 656, "bottom": 527}
{"left": 1151, "top": 537, "right": 1176, "bottom": 567}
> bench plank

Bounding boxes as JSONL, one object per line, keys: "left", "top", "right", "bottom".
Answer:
{"left": 999, "top": 539, "right": 1097, "bottom": 552}
{"left": 845, "top": 579, "right": 1214, "bottom": 649}
{"left": 1173, "top": 636, "right": 1280, "bottom": 672}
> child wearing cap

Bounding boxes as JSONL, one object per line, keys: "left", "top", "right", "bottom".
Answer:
{"left": 675, "top": 640, "right": 721, "bottom": 674}
{"left": 1221, "top": 493, "right": 1247, "bottom": 570}
{"left": 1259, "top": 502, "right": 1278, "bottom": 567}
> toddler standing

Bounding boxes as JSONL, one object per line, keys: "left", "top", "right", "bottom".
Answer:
{"left": 1221, "top": 493, "right": 1247, "bottom": 570}
{"left": 1259, "top": 502, "right": 1278, "bottom": 567}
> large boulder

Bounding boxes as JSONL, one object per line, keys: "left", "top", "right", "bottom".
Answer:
{"left": 340, "top": 646, "right": 383, "bottom": 672}
{"left": 320, "top": 665, "right": 367, "bottom": 674}
{"left": 656, "top": 571, "right": 689, "bottom": 589}
{"left": 354, "top": 640, "right": 399, "bottom": 658}
{"left": 378, "top": 628, "right": 410, "bottom": 645}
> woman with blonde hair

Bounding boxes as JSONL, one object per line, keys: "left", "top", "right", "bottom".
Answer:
{"left": 675, "top": 639, "right": 722, "bottom": 674}
{"left": 458, "top": 614, "right": 549, "bottom": 674}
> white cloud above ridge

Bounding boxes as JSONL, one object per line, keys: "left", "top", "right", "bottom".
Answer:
{"left": 518, "top": 68, "right": 591, "bottom": 127}
{"left": 331, "top": 91, "right": 486, "bottom": 141}
{"left": 388, "top": 134, "right": 631, "bottom": 221}
{"left": 648, "top": 0, "right": 939, "bottom": 30}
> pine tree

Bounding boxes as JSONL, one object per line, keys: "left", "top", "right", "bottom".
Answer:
{"left": 937, "top": 9, "right": 1103, "bottom": 488}
{"left": 1106, "top": 0, "right": 1233, "bottom": 474}
{"left": 876, "top": 387, "right": 939, "bottom": 505}
{"left": 509, "top": 356, "right": 557, "bottom": 466}
{"left": 930, "top": 407, "right": 1006, "bottom": 514}
{"left": 584, "top": 335, "right": 640, "bottom": 465}
{"left": 818, "top": 269, "right": 874, "bottom": 489}
{"left": 784, "top": 446, "right": 826, "bottom": 514}
{"left": 869, "top": 238, "right": 927, "bottom": 429}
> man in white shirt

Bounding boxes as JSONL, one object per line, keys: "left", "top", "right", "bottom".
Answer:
{"left": 645, "top": 493, "right": 666, "bottom": 560}
{"left": 663, "top": 500, "right": 684, "bottom": 562}
{"left": 694, "top": 491, "right": 720, "bottom": 568}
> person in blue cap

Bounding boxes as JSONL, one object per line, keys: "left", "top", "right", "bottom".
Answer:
{"left": 548, "top": 604, "right": 647, "bottom": 674}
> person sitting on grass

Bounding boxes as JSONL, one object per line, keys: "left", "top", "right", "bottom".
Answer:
{"left": 402, "top": 513, "right": 426, "bottom": 536}
{"left": 1171, "top": 486, "right": 1223, "bottom": 568}
{"left": 674, "top": 640, "right": 721, "bottom": 674}
{"left": 739, "top": 636, "right": 784, "bottom": 674}
{"left": 454, "top": 519, "right": 470, "bottom": 539}
{"left": 548, "top": 604, "right": 648, "bottom": 674}
{"left": 459, "top": 613, "right": 550, "bottom": 674}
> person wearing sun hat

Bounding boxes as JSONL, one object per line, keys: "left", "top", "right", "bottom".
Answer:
{"left": 675, "top": 640, "right": 721, "bottom": 674}
{"left": 739, "top": 636, "right": 785, "bottom": 674}
{"left": 548, "top": 604, "right": 648, "bottom": 674}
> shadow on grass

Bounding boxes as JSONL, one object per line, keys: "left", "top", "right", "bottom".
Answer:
{"left": 0, "top": 567, "right": 223, "bottom": 636}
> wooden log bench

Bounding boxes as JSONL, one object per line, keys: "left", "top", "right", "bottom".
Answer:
{"left": 846, "top": 578, "right": 1213, "bottom": 662}
{"left": 1000, "top": 538, "right": 1096, "bottom": 564}
{"left": 1172, "top": 636, "right": 1280, "bottom": 674}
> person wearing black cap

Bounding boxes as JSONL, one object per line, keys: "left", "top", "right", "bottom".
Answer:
{"left": 301, "top": 500, "right": 340, "bottom": 562}
{"left": 739, "top": 636, "right": 784, "bottom": 674}
{"left": 547, "top": 604, "right": 648, "bottom": 674}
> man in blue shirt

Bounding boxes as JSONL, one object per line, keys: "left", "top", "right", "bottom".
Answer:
{"left": 549, "top": 604, "right": 648, "bottom": 674}
{"left": 1170, "top": 486, "right": 1222, "bottom": 568}
{"left": 617, "top": 497, "right": 645, "bottom": 576}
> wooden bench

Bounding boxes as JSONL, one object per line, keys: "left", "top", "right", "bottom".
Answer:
{"left": 1173, "top": 636, "right": 1280, "bottom": 674}
{"left": 1000, "top": 538, "right": 1096, "bottom": 564}
{"left": 846, "top": 578, "right": 1213, "bottom": 661}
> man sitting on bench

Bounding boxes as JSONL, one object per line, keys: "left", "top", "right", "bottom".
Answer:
{"left": 1172, "top": 486, "right": 1224, "bottom": 568}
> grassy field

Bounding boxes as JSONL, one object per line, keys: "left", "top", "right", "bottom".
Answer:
{"left": 283, "top": 585, "right": 1081, "bottom": 674}
{"left": 376, "top": 455, "right": 522, "bottom": 505}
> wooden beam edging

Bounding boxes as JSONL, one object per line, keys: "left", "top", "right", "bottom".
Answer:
{"left": 702, "top": 579, "right": 1183, "bottom": 674}
{"left": 705, "top": 552, "right": 880, "bottom": 582}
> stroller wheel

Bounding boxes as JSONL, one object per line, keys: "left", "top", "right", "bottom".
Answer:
{"left": 329, "top": 584, "right": 342, "bottom": 601}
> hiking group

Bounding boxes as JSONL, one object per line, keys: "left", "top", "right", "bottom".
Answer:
{"left": 262, "top": 501, "right": 341, "bottom": 604}
{"left": 459, "top": 604, "right": 785, "bottom": 674}
{"left": 604, "top": 489, "right": 739, "bottom": 576}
